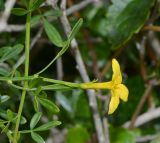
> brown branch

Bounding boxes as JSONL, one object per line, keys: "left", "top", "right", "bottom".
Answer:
{"left": 123, "top": 107, "right": 160, "bottom": 128}
{"left": 142, "top": 25, "right": 160, "bottom": 32}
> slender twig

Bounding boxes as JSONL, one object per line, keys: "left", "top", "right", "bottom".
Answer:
{"left": 59, "top": 1, "right": 108, "bottom": 143}
{"left": 136, "top": 134, "right": 159, "bottom": 143}
{"left": 123, "top": 107, "right": 160, "bottom": 128}
{"left": 56, "top": 55, "right": 63, "bottom": 80}
{"left": 142, "top": 25, "right": 160, "bottom": 32}
{"left": 66, "top": 0, "right": 93, "bottom": 15}
{"left": 0, "top": 0, "right": 17, "bottom": 32}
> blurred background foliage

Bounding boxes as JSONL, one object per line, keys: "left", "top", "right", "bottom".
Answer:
{"left": 0, "top": 0, "right": 160, "bottom": 143}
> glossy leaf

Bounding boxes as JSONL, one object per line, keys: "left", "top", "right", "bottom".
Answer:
{"left": 39, "top": 98, "right": 60, "bottom": 113}
{"left": 30, "top": 112, "right": 42, "bottom": 129}
{"left": 33, "top": 121, "right": 61, "bottom": 131}
{"left": 11, "top": 8, "right": 28, "bottom": 16}
{"left": 106, "top": 0, "right": 155, "bottom": 49}
{"left": 44, "top": 19, "right": 63, "bottom": 47}
{"left": 31, "top": 132, "right": 45, "bottom": 143}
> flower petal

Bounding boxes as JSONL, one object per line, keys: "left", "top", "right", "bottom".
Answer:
{"left": 112, "top": 59, "right": 122, "bottom": 84}
{"left": 108, "top": 91, "right": 120, "bottom": 114}
{"left": 115, "top": 84, "right": 129, "bottom": 102}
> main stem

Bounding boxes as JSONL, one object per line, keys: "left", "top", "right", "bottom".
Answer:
{"left": 13, "top": 11, "right": 31, "bottom": 143}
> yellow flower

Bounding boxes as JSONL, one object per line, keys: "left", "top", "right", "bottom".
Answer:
{"left": 80, "top": 59, "right": 129, "bottom": 114}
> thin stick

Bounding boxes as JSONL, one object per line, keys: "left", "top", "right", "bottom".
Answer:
{"left": 59, "top": 1, "right": 107, "bottom": 142}
{"left": 128, "top": 84, "right": 153, "bottom": 129}
{"left": 123, "top": 107, "right": 160, "bottom": 128}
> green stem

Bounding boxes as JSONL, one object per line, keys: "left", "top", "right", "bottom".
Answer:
{"left": 42, "top": 77, "right": 81, "bottom": 88}
{"left": 0, "top": 125, "right": 14, "bottom": 142}
{"left": 13, "top": 11, "right": 31, "bottom": 143}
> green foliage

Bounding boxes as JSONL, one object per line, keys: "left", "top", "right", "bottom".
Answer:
{"left": 0, "top": 0, "right": 159, "bottom": 142}
{"left": 44, "top": 19, "right": 64, "bottom": 47}
{"left": 30, "top": 112, "right": 42, "bottom": 129}
{"left": 110, "top": 127, "right": 141, "bottom": 143}
{"left": 39, "top": 98, "right": 60, "bottom": 113}
{"left": 31, "top": 132, "right": 45, "bottom": 143}
{"left": 66, "top": 126, "right": 90, "bottom": 143}
{"left": 29, "top": 0, "right": 44, "bottom": 11}
{"left": 11, "top": 8, "right": 29, "bottom": 16}
{"left": 33, "top": 121, "right": 61, "bottom": 131}
{"left": 105, "top": 0, "right": 155, "bottom": 49}
{"left": 0, "top": 44, "right": 24, "bottom": 63}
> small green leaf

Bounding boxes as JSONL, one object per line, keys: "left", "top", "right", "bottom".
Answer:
{"left": 43, "top": 8, "right": 62, "bottom": 17}
{"left": 31, "top": 15, "right": 42, "bottom": 27}
{"left": 31, "top": 132, "right": 45, "bottom": 143}
{"left": 7, "top": 109, "right": 14, "bottom": 121}
{"left": 39, "top": 98, "right": 60, "bottom": 113}
{"left": 11, "top": 8, "right": 29, "bottom": 16}
{"left": 0, "top": 44, "right": 24, "bottom": 63}
{"left": 0, "top": 110, "right": 27, "bottom": 124}
{"left": 44, "top": 19, "right": 63, "bottom": 47}
{"left": 30, "top": 112, "right": 42, "bottom": 129}
{"left": 0, "top": 67, "right": 10, "bottom": 76}
{"left": 0, "top": 95, "right": 10, "bottom": 103}
{"left": 30, "top": 0, "right": 44, "bottom": 11}
{"left": 33, "top": 96, "right": 39, "bottom": 112}
{"left": 68, "top": 18, "right": 83, "bottom": 42}
{"left": 33, "top": 121, "right": 61, "bottom": 131}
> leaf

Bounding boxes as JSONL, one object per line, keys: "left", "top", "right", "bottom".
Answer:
{"left": 0, "top": 95, "right": 10, "bottom": 103}
{"left": 31, "top": 132, "right": 45, "bottom": 143}
{"left": 105, "top": 0, "right": 155, "bottom": 49}
{"left": 43, "top": 8, "right": 62, "bottom": 17}
{"left": 0, "top": 44, "right": 24, "bottom": 63}
{"left": 33, "top": 121, "right": 61, "bottom": 131}
{"left": 68, "top": 18, "right": 83, "bottom": 42}
{"left": 30, "top": 0, "right": 44, "bottom": 11}
{"left": 7, "top": 109, "right": 14, "bottom": 121}
{"left": 31, "top": 15, "right": 42, "bottom": 27}
{"left": 33, "top": 96, "right": 39, "bottom": 112}
{"left": 39, "top": 98, "right": 60, "bottom": 113}
{"left": 11, "top": 8, "right": 29, "bottom": 16}
{"left": 0, "top": 67, "right": 10, "bottom": 76}
{"left": 66, "top": 126, "right": 90, "bottom": 143}
{"left": 0, "top": 110, "right": 27, "bottom": 124}
{"left": 30, "top": 112, "right": 42, "bottom": 129}
{"left": 44, "top": 19, "right": 63, "bottom": 47}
